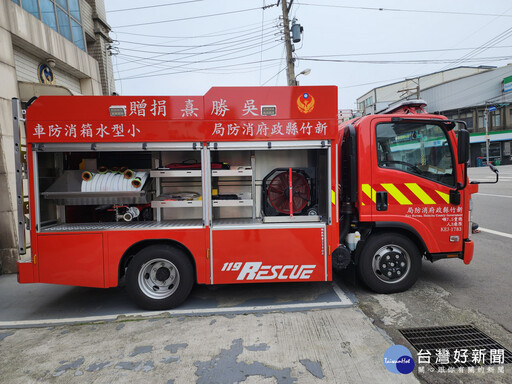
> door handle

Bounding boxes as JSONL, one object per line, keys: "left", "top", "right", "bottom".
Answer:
{"left": 376, "top": 191, "right": 388, "bottom": 211}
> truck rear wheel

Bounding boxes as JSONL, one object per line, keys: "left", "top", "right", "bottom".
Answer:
{"left": 357, "top": 233, "right": 421, "bottom": 293}
{"left": 126, "top": 244, "right": 194, "bottom": 310}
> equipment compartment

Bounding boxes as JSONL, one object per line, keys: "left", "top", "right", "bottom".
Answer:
{"left": 209, "top": 141, "right": 331, "bottom": 224}
{"left": 34, "top": 144, "right": 204, "bottom": 230}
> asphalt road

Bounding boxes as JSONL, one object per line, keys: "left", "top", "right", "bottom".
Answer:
{"left": 430, "top": 164, "right": 512, "bottom": 332}
{"left": 336, "top": 164, "right": 512, "bottom": 383}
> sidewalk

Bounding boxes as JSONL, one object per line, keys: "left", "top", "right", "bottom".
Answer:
{"left": 0, "top": 275, "right": 420, "bottom": 383}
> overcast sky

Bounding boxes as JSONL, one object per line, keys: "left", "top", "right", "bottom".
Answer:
{"left": 105, "top": 0, "right": 512, "bottom": 109}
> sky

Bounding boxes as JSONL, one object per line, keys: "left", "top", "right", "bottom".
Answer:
{"left": 105, "top": 0, "right": 512, "bottom": 109}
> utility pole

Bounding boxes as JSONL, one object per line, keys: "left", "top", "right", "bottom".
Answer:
{"left": 484, "top": 106, "right": 490, "bottom": 164}
{"left": 399, "top": 77, "right": 420, "bottom": 99}
{"left": 280, "top": 0, "right": 296, "bottom": 86}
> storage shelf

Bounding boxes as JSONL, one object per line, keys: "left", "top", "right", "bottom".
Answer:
{"left": 150, "top": 170, "right": 201, "bottom": 178}
{"left": 151, "top": 200, "right": 202, "bottom": 208}
{"left": 212, "top": 199, "right": 253, "bottom": 207}
{"left": 212, "top": 169, "right": 252, "bottom": 177}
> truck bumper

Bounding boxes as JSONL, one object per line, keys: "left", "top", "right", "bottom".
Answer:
{"left": 462, "top": 239, "right": 474, "bottom": 265}
{"left": 17, "top": 262, "right": 35, "bottom": 283}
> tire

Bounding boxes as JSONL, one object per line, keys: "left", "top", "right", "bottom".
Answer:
{"left": 357, "top": 233, "right": 421, "bottom": 294}
{"left": 126, "top": 244, "right": 194, "bottom": 310}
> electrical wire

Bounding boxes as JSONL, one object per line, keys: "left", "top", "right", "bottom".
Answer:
{"left": 112, "top": 19, "right": 276, "bottom": 40}
{"left": 115, "top": 58, "right": 284, "bottom": 80}
{"left": 107, "top": 1, "right": 205, "bottom": 13}
{"left": 298, "top": 3, "right": 512, "bottom": 18}
{"left": 299, "top": 46, "right": 512, "bottom": 59}
{"left": 116, "top": 36, "right": 280, "bottom": 76}
{"left": 117, "top": 35, "right": 277, "bottom": 56}
{"left": 116, "top": 40, "right": 281, "bottom": 74}
{"left": 298, "top": 56, "right": 512, "bottom": 65}
{"left": 113, "top": 7, "right": 269, "bottom": 29}
{"left": 440, "top": 26, "right": 512, "bottom": 71}
{"left": 262, "top": 66, "right": 287, "bottom": 85}
{"left": 115, "top": 28, "right": 277, "bottom": 48}
{"left": 113, "top": 21, "right": 280, "bottom": 69}
{"left": 117, "top": 41, "right": 283, "bottom": 79}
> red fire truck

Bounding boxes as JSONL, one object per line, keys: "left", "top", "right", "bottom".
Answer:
{"left": 12, "top": 86, "right": 479, "bottom": 310}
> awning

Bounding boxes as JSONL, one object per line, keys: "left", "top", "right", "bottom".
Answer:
{"left": 470, "top": 131, "right": 512, "bottom": 144}
{"left": 18, "top": 81, "right": 74, "bottom": 102}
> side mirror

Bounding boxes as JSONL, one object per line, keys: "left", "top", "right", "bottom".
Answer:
{"left": 489, "top": 163, "right": 499, "bottom": 174}
{"left": 457, "top": 129, "right": 470, "bottom": 164}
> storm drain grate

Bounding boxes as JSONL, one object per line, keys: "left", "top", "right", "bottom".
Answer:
{"left": 400, "top": 325, "right": 512, "bottom": 369}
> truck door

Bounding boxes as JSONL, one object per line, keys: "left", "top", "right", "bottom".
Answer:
{"left": 368, "top": 119, "right": 463, "bottom": 253}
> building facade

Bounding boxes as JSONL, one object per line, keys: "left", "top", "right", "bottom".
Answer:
{"left": 418, "top": 65, "right": 512, "bottom": 167}
{"left": 356, "top": 66, "right": 494, "bottom": 115}
{"left": 0, "top": 0, "right": 115, "bottom": 273}
{"left": 357, "top": 65, "right": 512, "bottom": 167}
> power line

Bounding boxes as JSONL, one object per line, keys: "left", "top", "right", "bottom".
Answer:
{"left": 299, "top": 56, "right": 512, "bottom": 65}
{"left": 116, "top": 35, "right": 282, "bottom": 76}
{"left": 116, "top": 56, "right": 282, "bottom": 75}
{"left": 116, "top": 39, "right": 281, "bottom": 72}
{"left": 115, "top": 28, "right": 277, "bottom": 48}
{"left": 114, "top": 25, "right": 281, "bottom": 73}
{"left": 107, "top": 1, "right": 205, "bottom": 13}
{"left": 440, "top": 26, "right": 512, "bottom": 71}
{"left": 112, "top": 19, "right": 276, "bottom": 39}
{"left": 115, "top": 58, "right": 283, "bottom": 80}
{"left": 113, "top": 22, "right": 279, "bottom": 69}
{"left": 298, "top": 3, "right": 512, "bottom": 18}
{"left": 113, "top": 6, "right": 273, "bottom": 29}
{"left": 262, "top": 66, "right": 287, "bottom": 85}
{"left": 117, "top": 35, "right": 278, "bottom": 63}
{"left": 300, "top": 46, "right": 512, "bottom": 58}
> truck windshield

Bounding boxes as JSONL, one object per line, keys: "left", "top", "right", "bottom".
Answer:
{"left": 376, "top": 122, "right": 455, "bottom": 186}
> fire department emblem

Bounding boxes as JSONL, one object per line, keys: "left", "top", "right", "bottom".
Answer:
{"left": 297, "top": 92, "right": 315, "bottom": 114}
{"left": 38, "top": 63, "right": 56, "bottom": 85}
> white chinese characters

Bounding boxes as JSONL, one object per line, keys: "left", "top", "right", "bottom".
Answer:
{"left": 129, "top": 99, "right": 167, "bottom": 117}
{"left": 32, "top": 123, "right": 142, "bottom": 140}
{"left": 210, "top": 121, "right": 329, "bottom": 138}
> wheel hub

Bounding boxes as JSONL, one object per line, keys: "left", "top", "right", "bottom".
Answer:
{"left": 138, "top": 258, "right": 180, "bottom": 299}
{"left": 155, "top": 267, "right": 171, "bottom": 282}
{"left": 372, "top": 245, "right": 411, "bottom": 284}
{"left": 378, "top": 251, "right": 408, "bottom": 280}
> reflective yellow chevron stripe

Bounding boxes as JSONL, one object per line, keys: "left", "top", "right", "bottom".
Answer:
{"left": 405, "top": 183, "right": 436, "bottom": 204}
{"left": 436, "top": 190, "right": 450, "bottom": 204}
{"left": 381, "top": 183, "right": 412, "bottom": 205}
{"left": 362, "top": 184, "right": 376, "bottom": 203}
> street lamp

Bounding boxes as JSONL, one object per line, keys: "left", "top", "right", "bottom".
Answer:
{"left": 295, "top": 68, "right": 311, "bottom": 85}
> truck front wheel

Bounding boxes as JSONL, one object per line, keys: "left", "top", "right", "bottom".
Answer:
{"left": 126, "top": 245, "right": 194, "bottom": 310}
{"left": 357, "top": 233, "right": 421, "bottom": 293}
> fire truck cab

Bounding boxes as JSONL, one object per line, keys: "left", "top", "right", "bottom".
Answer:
{"left": 12, "top": 87, "right": 476, "bottom": 310}
{"left": 336, "top": 100, "right": 477, "bottom": 294}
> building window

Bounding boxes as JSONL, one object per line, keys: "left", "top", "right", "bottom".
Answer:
{"left": 56, "top": 7, "right": 72, "bottom": 40}
{"left": 68, "top": 0, "right": 80, "bottom": 21}
{"left": 477, "top": 110, "right": 485, "bottom": 132}
{"left": 457, "top": 111, "right": 474, "bottom": 132}
{"left": 40, "top": 0, "right": 57, "bottom": 31}
{"left": 490, "top": 110, "right": 501, "bottom": 130}
{"left": 21, "top": 0, "right": 39, "bottom": 18}
{"left": 11, "top": 0, "right": 85, "bottom": 51}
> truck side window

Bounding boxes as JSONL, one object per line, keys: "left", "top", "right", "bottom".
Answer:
{"left": 376, "top": 122, "right": 455, "bottom": 186}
